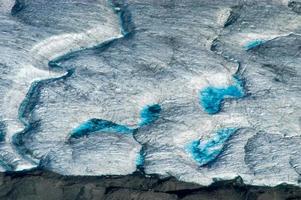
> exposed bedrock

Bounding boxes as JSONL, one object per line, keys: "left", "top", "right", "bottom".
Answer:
{"left": 0, "top": 170, "right": 301, "bottom": 200}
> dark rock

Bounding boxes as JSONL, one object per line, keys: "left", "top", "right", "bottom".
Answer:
{"left": 104, "top": 189, "right": 178, "bottom": 200}
{"left": 0, "top": 170, "right": 301, "bottom": 200}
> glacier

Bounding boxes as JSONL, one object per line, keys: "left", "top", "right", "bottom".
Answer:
{"left": 0, "top": 0, "right": 300, "bottom": 187}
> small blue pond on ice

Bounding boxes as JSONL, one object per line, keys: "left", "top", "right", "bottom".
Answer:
{"left": 199, "top": 76, "right": 244, "bottom": 114}
{"left": 244, "top": 39, "right": 265, "bottom": 50}
{"left": 185, "top": 128, "right": 238, "bottom": 166}
{"left": 139, "top": 104, "right": 161, "bottom": 126}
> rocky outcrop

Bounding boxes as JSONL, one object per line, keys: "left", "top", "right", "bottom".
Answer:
{"left": 0, "top": 170, "right": 301, "bottom": 200}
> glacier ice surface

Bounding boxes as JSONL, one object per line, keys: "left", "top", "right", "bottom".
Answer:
{"left": 0, "top": 0, "right": 300, "bottom": 187}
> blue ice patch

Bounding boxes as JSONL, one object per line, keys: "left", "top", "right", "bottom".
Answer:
{"left": 136, "top": 148, "right": 145, "bottom": 168}
{"left": 69, "top": 104, "right": 161, "bottom": 139}
{"left": 199, "top": 77, "right": 244, "bottom": 114}
{"left": 139, "top": 104, "right": 161, "bottom": 126}
{"left": 69, "top": 119, "right": 133, "bottom": 139}
{"left": 185, "top": 128, "right": 238, "bottom": 166}
{"left": 244, "top": 39, "right": 265, "bottom": 50}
